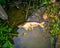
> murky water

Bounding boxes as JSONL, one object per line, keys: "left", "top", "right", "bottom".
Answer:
{"left": 13, "top": 6, "right": 51, "bottom": 48}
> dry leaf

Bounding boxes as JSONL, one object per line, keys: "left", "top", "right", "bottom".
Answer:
{"left": 43, "top": 13, "right": 48, "bottom": 20}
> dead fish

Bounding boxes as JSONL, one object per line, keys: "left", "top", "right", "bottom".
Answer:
{"left": 18, "top": 22, "right": 45, "bottom": 30}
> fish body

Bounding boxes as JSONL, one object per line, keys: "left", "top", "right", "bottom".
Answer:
{"left": 18, "top": 22, "right": 45, "bottom": 30}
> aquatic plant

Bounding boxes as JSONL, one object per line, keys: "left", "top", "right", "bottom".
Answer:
{"left": 0, "top": 19, "right": 13, "bottom": 48}
{"left": 50, "top": 16, "right": 60, "bottom": 48}
{"left": 46, "top": 4, "right": 60, "bottom": 48}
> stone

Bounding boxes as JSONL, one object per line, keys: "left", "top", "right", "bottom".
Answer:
{"left": 0, "top": 5, "right": 8, "bottom": 20}
{"left": 13, "top": 26, "right": 51, "bottom": 48}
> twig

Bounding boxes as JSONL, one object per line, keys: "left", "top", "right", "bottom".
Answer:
{"left": 25, "top": 0, "right": 31, "bottom": 19}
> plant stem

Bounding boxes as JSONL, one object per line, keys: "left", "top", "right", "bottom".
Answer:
{"left": 25, "top": 0, "right": 31, "bottom": 19}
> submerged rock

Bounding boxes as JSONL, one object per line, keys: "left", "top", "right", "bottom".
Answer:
{"left": 0, "top": 5, "right": 8, "bottom": 20}
{"left": 27, "top": 6, "right": 46, "bottom": 22}
{"left": 27, "top": 15, "right": 40, "bottom": 22}
{"left": 13, "top": 26, "right": 51, "bottom": 48}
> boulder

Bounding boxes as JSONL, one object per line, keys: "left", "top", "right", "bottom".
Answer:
{"left": 13, "top": 26, "right": 51, "bottom": 48}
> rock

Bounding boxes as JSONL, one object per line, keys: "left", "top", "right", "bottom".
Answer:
{"left": 27, "top": 6, "right": 46, "bottom": 22}
{"left": 27, "top": 15, "right": 40, "bottom": 22}
{"left": 13, "top": 26, "right": 51, "bottom": 48}
{"left": 0, "top": 5, "right": 8, "bottom": 20}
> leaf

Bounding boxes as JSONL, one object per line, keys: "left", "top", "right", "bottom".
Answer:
{"left": 43, "top": 2, "right": 48, "bottom": 5}
{"left": 3, "top": 40, "right": 13, "bottom": 48}
{"left": 8, "top": 28, "right": 12, "bottom": 32}
{"left": 2, "top": 25, "right": 8, "bottom": 31}
{"left": 51, "top": 0, "right": 56, "bottom": 3}
{"left": 43, "top": 13, "right": 48, "bottom": 20}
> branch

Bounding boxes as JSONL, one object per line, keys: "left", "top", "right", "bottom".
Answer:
{"left": 25, "top": 0, "right": 31, "bottom": 19}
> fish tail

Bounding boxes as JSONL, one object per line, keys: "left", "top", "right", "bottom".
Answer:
{"left": 18, "top": 25, "right": 22, "bottom": 28}
{"left": 39, "top": 22, "right": 45, "bottom": 28}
